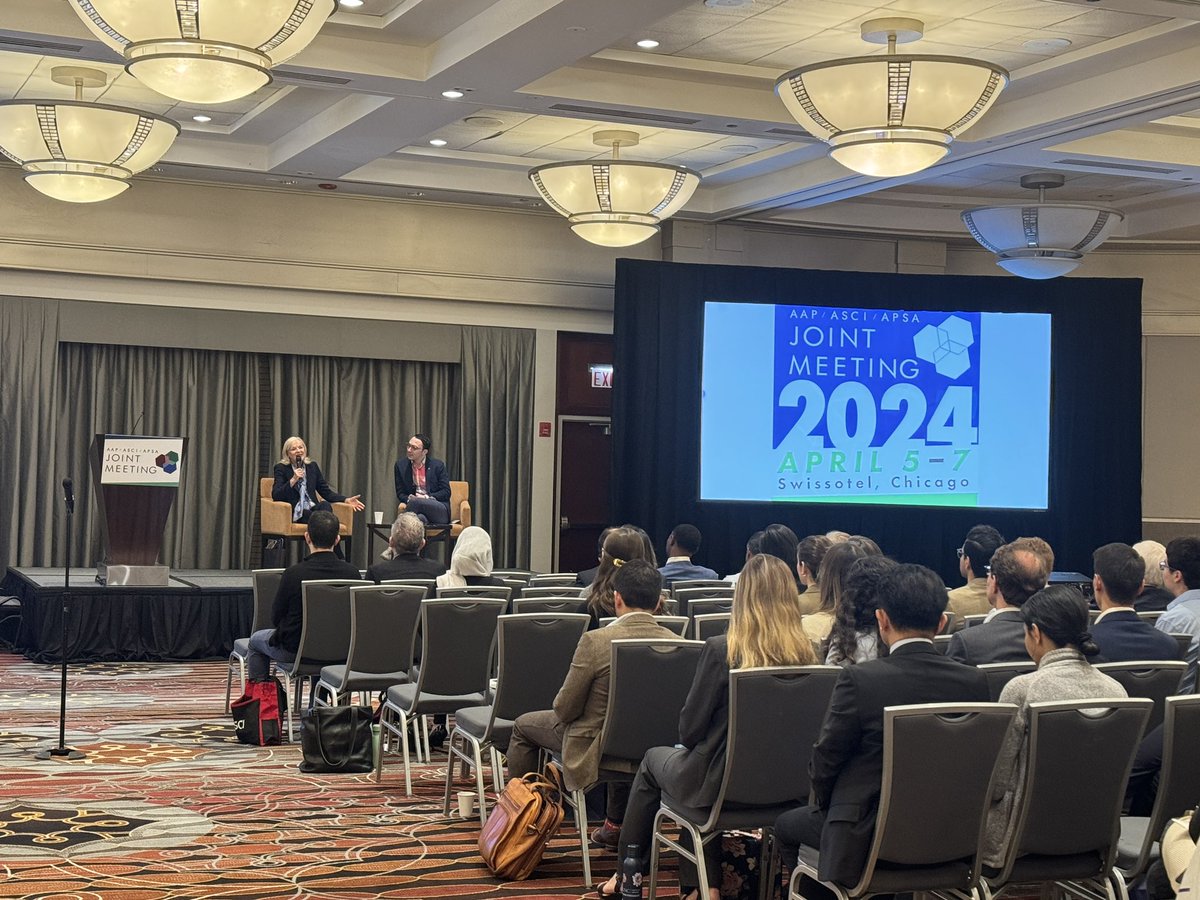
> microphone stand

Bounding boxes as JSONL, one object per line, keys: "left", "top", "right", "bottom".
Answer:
{"left": 36, "top": 477, "right": 85, "bottom": 761}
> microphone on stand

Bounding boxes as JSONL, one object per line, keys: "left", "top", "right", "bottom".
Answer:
{"left": 62, "top": 477, "right": 75, "bottom": 514}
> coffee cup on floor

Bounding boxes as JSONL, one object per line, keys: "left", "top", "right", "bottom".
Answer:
{"left": 457, "top": 790, "right": 475, "bottom": 819}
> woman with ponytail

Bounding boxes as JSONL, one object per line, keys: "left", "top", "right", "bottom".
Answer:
{"left": 982, "top": 584, "right": 1127, "bottom": 866}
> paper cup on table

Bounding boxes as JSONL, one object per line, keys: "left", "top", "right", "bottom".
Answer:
{"left": 373, "top": 511, "right": 384, "bottom": 525}
{"left": 457, "top": 791, "right": 475, "bottom": 819}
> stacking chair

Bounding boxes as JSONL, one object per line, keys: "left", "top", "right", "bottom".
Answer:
{"left": 556, "top": 638, "right": 705, "bottom": 886}
{"left": 686, "top": 597, "right": 734, "bottom": 621}
{"left": 442, "top": 612, "right": 590, "bottom": 823}
{"left": 1095, "top": 660, "right": 1187, "bottom": 735}
{"left": 692, "top": 612, "right": 732, "bottom": 641}
{"left": 312, "top": 585, "right": 425, "bottom": 707}
{"left": 436, "top": 585, "right": 513, "bottom": 603}
{"left": 521, "top": 585, "right": 586, "bottom": 599}
{"left": 933, "top": 634, "right": 954, "bottom": 655}
{"left": 278, "top": 579, "right": 370, "bottom": 739}
{"left": 492, "top": 569, "right": 534, "bottom": 583}
{"left": 939, "top": 611, "right": 957, "bottom": 635}
{"left": 963, "top": 614, "right": 987, "bottom": 629}
{"left": 787, "top": 702, "right": 1017, "bottom": 900}
{"left": 674, "top": 585, "right": 734, "bottom": 618}
{"left": 225, "top": 567, "right": 283, "bottom": 712}
{"left": 1116, "top": 695, "right": 1200, "bottom": 885}
{"left": 980, "top": 698, "right": 1152, "bottom": 900}
{"left": 496, "top": 576, "right": 529, "bottom": 595}
{"left": 379, "top": 577, "right": 435, "bottom": 596}
{"left": 977, "top": 661, "right": 1036, "bottom": 702}
{"left": 1136, "top": 611, "right": 1163, "bottom": 625}
{"left": 598, "top": 615, "right": 689, "bottom": 636}
{"left": 648, "top": 666, "right": 841, "bottom": 900}
{"left": 1168, "top": 633, "right": 1193, "bottom": 658}
{"left": 670, "top": 579, "right": 730, "bottom": 596}
{"left": 513, "top": 597, "right": 584, "bottom": 615}
{"left": 528, "top": 573, "right": 580, "bottom": 588}
{"left": 376, "top": 597, "right": 506, "bottom": 795}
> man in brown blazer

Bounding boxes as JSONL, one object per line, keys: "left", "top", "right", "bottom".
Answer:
{"left": 506, "top": 559, "right": 677, "bottom": 849}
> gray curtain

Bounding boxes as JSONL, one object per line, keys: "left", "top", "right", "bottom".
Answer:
{"left": 268, "top": 354, "right": 459, "bottom": 569}
{"left": 57, "top": 342, "right": 261, "bottom": 569}
{"left": 1, "top": 298, "right": 63, "bottom": 566}
{"left": 459, "top": 326, "right": 534, "bottom": 567}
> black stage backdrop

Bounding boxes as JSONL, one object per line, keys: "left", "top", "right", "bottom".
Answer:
{"left": 612, "top": 258, "right": 1142, "bottom": 584}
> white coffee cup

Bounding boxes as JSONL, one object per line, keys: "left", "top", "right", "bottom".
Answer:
{"left": 373, "top": 510, "right": 384, "bottom": 525}
{"left": 457, "top": 790, "right": 475, "bottom": 819}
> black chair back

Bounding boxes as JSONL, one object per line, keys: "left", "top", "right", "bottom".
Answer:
{"left": 978, "top": 661, "right": 1035, "bottom": 702}
{"left": 379, "top": 578, "right": 435, "bottom": 596}
{"left": 250, "top": 568, "right": 284, "bottom": 632}
{"left": 491, "top": 613, "right": 590, "bottom": 722}
{"left": 293, "top": 579, "right": 370, "bottom": 668}
{"left": 413, "top": 598, "right": 506, "bottom": 697}
{"left": 512, "top": 597, "right": 582, "bottom": 614}
{"left": 528, "top": 573, "right": 579, "bottom": 587}
{"left": 1095, "top": 660, "right": 1187, "bottom": 735}
{"left": 520, "top": 585, "right": 585, "bottom": 599}
{"left": 345, "top": 585, "right": 425, "bottom": 676}
{"left": 599, "top": 639, "right": 704, "bottom": 762}
{"left": 436, "top": 585, "right": 512, "bottom": 603}
{"left": 693, "top": 613, "right": 732, "bottom": 641}
{"left": 687, "top": 597, "right": 734, "bottom": 620}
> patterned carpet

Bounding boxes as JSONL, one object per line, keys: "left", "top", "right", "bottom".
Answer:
{"left": 0, "top": 653, "right": 685, "bottom": 899}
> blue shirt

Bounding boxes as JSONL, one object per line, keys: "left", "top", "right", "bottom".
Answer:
{"left": 1156, "top": 588, "right": 1200, "bottom": 693}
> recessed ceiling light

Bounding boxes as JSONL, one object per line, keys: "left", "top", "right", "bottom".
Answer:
{"left": 705, "top": 0, "right": 752, "bottom": 7}
{"left": 565, "top": 25, "right": 587, "bottom": 32}
{"left": 1023, "top": 37, "right": 1072, "bottom": 51}
{"left": 464, "top": 115, "right": 504, "bottom": 128}
{"left": 722, "top": 143, "right": 759, "bottom": 152}
{"left": 636, "top": 39, "right": 660, "bottom": 49}
{"left": 429, "top": 138, "right": 448, "bottom": 147}
{"left": 441, "top": 89, "right": 465, "bottom": 99}
{"left": 192, "top": 114, "right": 212, "bottom": 123}
{"left": 338, "top": 0, "right": 364, "bottom": 7}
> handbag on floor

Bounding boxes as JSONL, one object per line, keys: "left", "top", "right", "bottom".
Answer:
{"left": 478, "top": 766, "right": 565, "bottom": 880}
{"left": 298, "top": 704, "right": 374, "bottom": 773}
{"left": 231, "top": 677, "right": 287, "bottom": 746}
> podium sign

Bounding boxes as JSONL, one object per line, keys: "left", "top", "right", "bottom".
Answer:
{"left": 90, "top": 434, "right": 187, "bottom": 586}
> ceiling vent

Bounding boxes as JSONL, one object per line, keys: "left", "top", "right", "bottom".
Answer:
{"left": 765, "top": 126, "right": 814, "bottom": 137}
{"left": 273, "top": 69, "right": 353, "bottom": 86}
{"left": 548, "top": 103, "right": 701, "bottom": 126}
{"left": 1054, "top": 157, "right": 1181, "bottom": 175}
{"left": 0, "top": 35, "right": 85, "bottom": 53}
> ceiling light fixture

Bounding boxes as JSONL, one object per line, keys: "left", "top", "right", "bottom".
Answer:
{"left": 441, "top": 89, "right": 465, "bottom": 99}
{"left": 775, "top": 17, "right": 1008, "bottom": 178}
{"left": 66, "top": 0, "right": 337, "bottom": 104}
{"left": 338, "top": 0, "right": 365, "bottom": 7}
{"left": 0, "top": 66, "right": 179, "bottom": 203}
{"left": 429, "top": 138, "right": 447, "bottom": 147}
{"left": 636, "top": 39, "right": 660, "bottom": 49}
{"left": 961, "top": 173, "right": 1124, "bottom": 279}
{"left": 192, "top": 114, "right": 212, "bottom": 123}
{"left": 528, "top": 129, "right": 700, "bottom": 247}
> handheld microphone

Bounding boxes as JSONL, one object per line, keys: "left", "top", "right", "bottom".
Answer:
{"left": 62, "top": 477, "right": 75, "bottom": 514}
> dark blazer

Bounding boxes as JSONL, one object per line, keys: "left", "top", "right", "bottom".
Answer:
{"left": 271, "top": 460, "right": 347, "bottom": 510}
{"left": 577, "top": 565, "right": 600, "bottom": 587}
{"left": 393, "top": 457, "right": 451, "bottom": 505}
{"left": 946, "top": 609, "right": 1032, "bottom": 665}
{"left": 366, "top": 552, "right": 446, "bottom": 583}
{"left": 1135, "top": 586, "right": 1175, "bottom": 613}
{"left": 271, "top": 551, "right": 362, "bottom": 653}
{"left": 1093, "top": 608, "right": 1182, "bottom": 662}
{"left": 811, "top": 641, "right": 989, "bottom": 884}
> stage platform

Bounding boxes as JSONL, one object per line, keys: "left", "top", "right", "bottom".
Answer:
{"left": 2, "top": 567, "right": 253, "bottom": 664}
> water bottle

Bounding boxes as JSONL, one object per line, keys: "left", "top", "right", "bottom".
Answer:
{"left": 619, "top": 842, "right": 643, "bottom": 899}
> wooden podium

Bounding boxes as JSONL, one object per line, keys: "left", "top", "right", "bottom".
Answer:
{"left": 89, "top": 434, "right": 187, "bottom": 586}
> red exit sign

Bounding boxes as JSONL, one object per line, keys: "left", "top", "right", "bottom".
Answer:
{"left": 589, "top": 364, "right": 613, "bottom": 389}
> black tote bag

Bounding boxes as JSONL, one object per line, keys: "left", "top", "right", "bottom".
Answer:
{"left": 298, "top": 704, "right": 374, "bottom": 773}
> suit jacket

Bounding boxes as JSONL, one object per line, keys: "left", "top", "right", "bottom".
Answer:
{"left": 946, "top": 608, "right": 1031, "bottom": 665}
{"left": 659, "top": 559, "right": 720, "bottom": 585}
{"left": 271, "top": 551, "right": 362, "bottom": 653}
{"left": 576, "top": 565, "right": 600, "bottom": 587}
{"left": 366, "top": 552, "right": 446, "bottom": 583}
{"left": 1092, "top": 608, "right": 1182, "bottom": 662}
{"left": 1135, "top": 585, "right": 1175, "bottom": 613}
{"left": 658, "top": 633, "right": 733, "bottom": 807}
{"left": 947, "top": 578, "right": 990, "bottom": 619}
{"left": 811, "top": 641, "right": 989, "bottom": 885}
{"left": 393, "top": 457, "right": 451, "bottom": 506}
{"left": 271, "top": 460, "right": 347, "bottom": 510}
{"left": 551, "top": 611, "right": 678, "bottom": 791}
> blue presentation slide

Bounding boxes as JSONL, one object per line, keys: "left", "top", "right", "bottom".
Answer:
{"left": 700, "top": 301, "right": 1052, "bottom": 509}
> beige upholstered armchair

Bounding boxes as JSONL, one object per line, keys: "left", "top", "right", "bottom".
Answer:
{"left": 259, "top": 477, "right": 354, "bottom": 563}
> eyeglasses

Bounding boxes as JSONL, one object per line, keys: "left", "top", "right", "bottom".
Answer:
{"left": 1159, "top": 559, "right": 1171, "bottom": 571}
{"left": 956, "top": 547, "right": 965, "bottom": 559}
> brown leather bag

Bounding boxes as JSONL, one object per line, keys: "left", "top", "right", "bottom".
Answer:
{"left": 477, "top": 766, "right": 565, "bottom": 880}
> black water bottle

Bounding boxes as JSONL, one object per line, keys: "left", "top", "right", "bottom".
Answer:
{"left": 620, "top": 843, "right": 643, "bottom": 899}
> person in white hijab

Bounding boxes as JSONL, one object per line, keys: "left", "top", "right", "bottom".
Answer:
{"left": 436, "top": 525, "right": 497, "bottom": 588}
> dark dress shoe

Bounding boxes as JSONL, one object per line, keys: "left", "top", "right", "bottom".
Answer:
{"left": 590, "top": 821, "right": 621, "bottom": 850}
{"left": 427, "top": 724, "right": 448, "bottom": 749}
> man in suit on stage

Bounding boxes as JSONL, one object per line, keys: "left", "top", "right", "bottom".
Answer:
{"left": 658, "top": 523, "right": 719, "bottom": 585}
{"left": 506, "top": 559, "right": 679, "bottom": 848}
{"left": 947, "top": 541, "right": 1046, "bottom": 665}
{"left": 1092, "top": 542, "right": 1181, "bottom": 663}
{"left": 366, "top": 512, "right": 446, "bottom": 583}
{"left": 394, "top": 433, "right": 451, "bottom": 525}
{"left": 775, "top": 563, "right": 989, "bottom": 887}
{"left": 247, "top": 510, "right": 361, "bottom": 680}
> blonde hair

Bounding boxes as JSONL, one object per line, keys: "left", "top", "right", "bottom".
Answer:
{"left": 1133, "top": 540, "right": 1167, "bottom": 587}
{"left": 278, "top": 436, "right": 311, "bottom": 465}
{"left": 727, "top": 554, "right": 818, "bottom": 669}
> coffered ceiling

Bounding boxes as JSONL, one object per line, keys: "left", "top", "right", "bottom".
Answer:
{"left": 6, "top": 0, "right": 1200, "bottom": 244}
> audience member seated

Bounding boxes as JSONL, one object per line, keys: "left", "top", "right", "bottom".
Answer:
{"left": 761, "top": 523, "right": 802, "bottom": 593}
{"left": 981, "top": 585, "right": 1127, "bottom": 866}
{"left": 802, "top": 537, "right": 881, "bottom": 648}
{"left": 948, "top": 524, "right": 1005, "bottom": 619}
{"left": 435, "top": 525, "right": 502, "bottom": 590}
{"left": 658, "top": 524, "right": 719, "bottom": 585}
{"left": 825, "top": 530, "right": 851, "bottom": 543}
{"left": 1155, "top": 536, "right": 1200, "bottom": 694}
{"left": 796, "top": 534, "right": 833, "bottom": 615}
{"left": 825, "top": 556, "right": 898, "bottom": 666}
{"left": 578, "top": 527, "right": 658, "bottom": 630}
{"left": 246, "top": 510, "right": 361, "bottom": 680}
{"left": 1133, "top": 540, "right": 1176, "bottom": 612}
{"left": 366, "top": 513, "right": 446, "bottom": 583}
{"left": 774, "top": 564, "right": 989, "bottom": 889}
{"left": 723, "top": 530, "right": 765, "bottom": 585}
{"left": 577, "top": 527, "right": 616, "bottom": 587}
{"left": 1091, "top": 542, "right": 1181, "bottom": 662}
{"left": 1012, "top": 535, "right": 1055, "bottom": 580}
{"left": 592, "top": 554, "right": 818, "bottom": 900}
{"left": 947, "top": 541, "right": 1047, "bottom": 664}
{"left": 394, "top": 432, "right": 450, "bottom": 525}
{"left": 507, "top": 559, "right": 678, "bottom": 852}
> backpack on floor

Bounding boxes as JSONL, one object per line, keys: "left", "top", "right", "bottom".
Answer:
{"left": 231, "top": 677, "right": 287, "bottom": 746}
{"left": 478, "top": 766, "right": 564, "bottom": 880}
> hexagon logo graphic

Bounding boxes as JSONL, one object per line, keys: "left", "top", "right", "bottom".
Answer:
{"left": 913, "top": 315, "right": 975, "bottom": 378}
